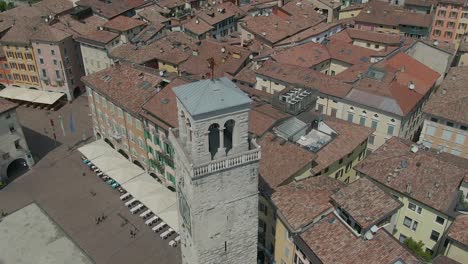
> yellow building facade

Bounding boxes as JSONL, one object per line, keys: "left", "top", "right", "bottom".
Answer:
{"left": 3, "top": 45, "right": 41, "bottom": 88}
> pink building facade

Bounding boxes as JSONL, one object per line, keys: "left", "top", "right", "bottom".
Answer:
{"left": 32, "top": 36, "right": 85, "bottom": 101}
{"left": 431, "top": 0, "right": 468, "bottom": 44}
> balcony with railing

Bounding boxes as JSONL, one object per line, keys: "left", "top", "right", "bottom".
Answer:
{"left": 192, "top": 145, "right": 261, "bottom": 177}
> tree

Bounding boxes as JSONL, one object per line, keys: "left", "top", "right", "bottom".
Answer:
{"left": 6, "top": 1, "right": 13, "bottom": 9}
{"left": 404, "top": 237, "right": 433, "bottom": 262}
{"left": 0, "top": 1, "right": 7, "bottom": 12}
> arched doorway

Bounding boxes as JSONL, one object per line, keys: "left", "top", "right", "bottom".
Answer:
{"left": 73, "top": 87, "right": 82, "bottom": 98}
{"left": 208, "top": 123, "right": 220, "bottom": 159}
{"left": 133, "top": 160, "right": 144, "bottom": 169}
{"left": 96, "top": 132, "right": 102, "bottom": 139}
{"left": 104, "top": 138, "right": 114, "bottom": 149}
{"left": 118, "top": 149, "right": 129, "bottom": 159}
{"left": 224, "top": 120, "right": 235, "bottom": 154}
{"left": 6, "top": 158, "right": 29, "bottom": 181}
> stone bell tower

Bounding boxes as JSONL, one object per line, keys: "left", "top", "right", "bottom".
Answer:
{"left": 169, "top": 77, "right": 260, "bottom": 264}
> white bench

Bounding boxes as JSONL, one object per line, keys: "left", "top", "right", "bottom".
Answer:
{"left": 169, "top": 240, "right": 177, "bottom": 247}
{"left": 175, "top": 236, "right": 180, "bottom": 243}
{"left": 160, "top": 228, "right": 174, "bottom": 239}
{"left": 130, "top": 204, "right": 143, "bottom": 214}
{"left": 152, "top": 222, "right": 166, "bottom": 232}
{"left": 124, "top": 198, "right": 137, "bottom": 207}
{"left": 140, "top": 209, "right": 152, "bottom": 218}
{"left": 97, "top": 172, "right": 104, "bottom": 177}
{"left": 119, "top": 193, "right": 131, "bottom": 201}
{"left": 145, "top": 215, "right": 159, "bottom": 226}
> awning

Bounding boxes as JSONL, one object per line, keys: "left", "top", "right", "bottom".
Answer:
{"left": 78, "top": 140, "right": 179, "bottom": 233}
{"left": 0, "top": 87, "right": 65, "bottom": 105}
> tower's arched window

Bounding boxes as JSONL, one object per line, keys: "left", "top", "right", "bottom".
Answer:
{"left": 187, "top": 118, "right": 192, "bottom": 142}
{"left": 208, "top": 123, "right": 220, "bottom": 159}
{"left": 224, "top": 119, "right": 235, "bottom": 154}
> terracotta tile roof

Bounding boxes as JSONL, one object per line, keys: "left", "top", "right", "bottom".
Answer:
{"left": 76, "top": 30, "right": 120, "bottom": 46}
{"left": 132, "top": 24, "right": 165, "bottom": 43}
{"left": 183, "top": 18, "right": 213, "bottom": 35}
{"left": 103, "top": 15, "right": 146, "bottom": 32}
{"left": 30, "top": 24, "right": 71, "bottom": 42}
{"left": 249, "top": 103, "right": 289, "bottom": 137}
{"left": 423, "top": 66, "right": 468, "bottom": 125}
{"left": 195, "top": 2, "right": 243, "bottom": 26}
{"left": 142, "top": 78, "right": 190, "bottom": 129}
{"left": 138, "top": 5, "right": 170, "bottom": 24}
{"left": 233, "top": 65, "right": 257, "bottom": 85}
{"left": 259, "top": 132, "right": 316, "bottom": 189}
{"left": 255, "top": 60, "right": 353, "bottom": 98}
{"left": 448, "top": 214, "right": 468, "bottom": 246}
{"left": 241, "top": 0, "right": 325, "bottom": 45}
{"left": 349, "top": 52, "right": 439, "bottom": 116}
{"left": 76, "top": 0, "right": 146, "bottom": 19}
{"left": 110, "top": 33, "right": 195, "bottom": 65}
{"left": 356, "top": 1, "right": 432, "bottom": 28}
{"left": 327, "top": 29, "right": 353, "bottom": 43}
{"left": 34, "top": 0, "right": 74, "bottom": 14}
{"left": 156, "top": 0, "right": 186, "bottom": 9}
{"left": 0, "top": 16, "right": 44, "bottom": 45}
{"left": 0, "top": 98, "right": 18, "bottom": 114}
{"left": 346, "top": 28, "right": 402, "bottom": 45}
{"left": 81, "top": 63, "right": 163, "bottom": 115}
{"left": 300, "top": 213, "right": 422, "bottom": 264}
{"left": 272, "top": 42, "right": 330, "bottom": 68}
{"left": 355, "top": 137, "right": 467, "bottom": 214}
{"left": 312, "top": 117, "right": 373, "bottom": 173}
{"left": 180, "top": 40, "right": 251, "bottom": 78}
{"left": 52, "top": 14, "right": 107, "bottom": 38}
{"left": 272, "top": 176, "right": 343, "bottom": 231}
{"left": 330, "top": 178, "right": 402, "bottom": 230}
{"left": 326, "top": 39, "right": 394, "bottom": 65}
{"left": 276, "top": 22, "right": 341, "bottom": 46}
{"left": 335, "top": 62, "right": 371, "bottom": 82}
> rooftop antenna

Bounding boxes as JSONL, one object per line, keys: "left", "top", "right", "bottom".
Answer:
{"left": 207, "top": 57, "right": 215, "bottom": 80}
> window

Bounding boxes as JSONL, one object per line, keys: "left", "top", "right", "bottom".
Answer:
{"left": 51, "top": 50, "right": 55, "bottom": 55}
{"left": 442, "top": 130, "right": 452, "bottom": 140}
{"left": 451, "top": 149, "right": 461, "bottom": 156}
{"left": 9, "top": 124, "right": 15, "bottom": 132}
{"left": 426, "top": 125, "right": 436, "bottom": 136}
{"left": 259, "top": 219, "right": 266, "bottom": 233}
{"left": 371, "top": 120, "right": 378, "bottom": 129}
{"left": 399, "top": 234, "right": 407, "bottom": 243}
{"left": 387, "top": 125, "right": 395, "bottom": 136}
{"left": 408, "top": 203, "right": 416, "bottom": 211}
{"left": 53, "top": 59, "right": 57, "bottom": 65}
{"left": 317, "top": 104, "right": 324, "bottom": 113}
{"left": 430, "top": 230, "right": 440, "bottom": 242}
{"left": 412, "top": 221, "right": 418, "bottom": 231}
{"left": 347, "top": 112, "right": 354, "bottom": 123}
{"left": 126, "top": 113, "right": 132, "bottom": 125}
{"left": 430, "top": 117, "right": 438, "bottom": 123}
{"left": 39, "top": 58, "right": 44, "bottom": 64}
{"left": 446, "top": 121, "right": 454, "bottom": 127}
{"left": 37, "top": 48, "right": 41, "bottom": 54}
{"left": 118, "top": 108, "right": 123, "bottom": 117}
{"left": 435, "top": 216, "right": 445, "bottom": 225}
{"left": 137, "top": 138, "right": 144, "bottom": 149}
{"left": 345, "top": 162, "right": 352, "bottom": 173}
{"left": 375, "top": 44, "right": 380, "bottom": 49}
{"left": 403, "top": 216, "right": 412, "bottom": 228}
{"left": 368, "top": 135, "right": 375, "bottom": 145}
{"left": 136, "top": 120, "right": 142, "bottom": 130}
{"left": 449, "top": 11, "right": 458, "bottom": 18}
{"left": 14, "top": 139, "right": 20, "bottom": 149}
{"left": 438, "top": 10, "right": 446, "bottom": 17}
{"left": 447, "top": 21, "right": 456, "bottom": 29}
{"left": 360, "top": 116, "right": 366, "bottom": 126}
{"left": 55, "top": 70, "right": 61, "bottom": 79}
{"left": 445, "top": 31, "right": 453, "bottom": 38}
{"left": 109, "top": 102, "right": 114, "bottom": 113}
{"left": 455, "top": 134, "right": 465, "bottom": 144}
